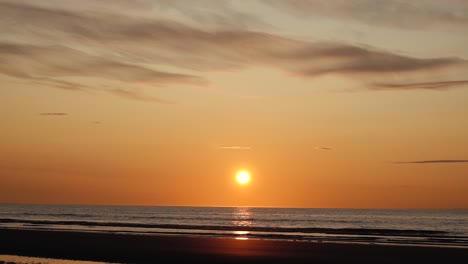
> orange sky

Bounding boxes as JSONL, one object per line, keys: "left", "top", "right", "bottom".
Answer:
{"left": 1, "top": 0, "right": 468, "bottom": 208}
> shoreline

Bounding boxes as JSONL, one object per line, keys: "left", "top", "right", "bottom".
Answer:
{"left": 1, "top": 226, "right": 468, "bottom": 249}
{"left": 1, "top": 228, "right": 468, "bottom": 263}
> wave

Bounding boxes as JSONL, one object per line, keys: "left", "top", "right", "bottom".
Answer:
{"left": 4, "top": 214, "right": 402, "bottom": 225}
{"left": 0, "top": 218, "right": 450, "bottom": 237}
{"left": 14, "top": 212, "right": 95, "bottom": 217}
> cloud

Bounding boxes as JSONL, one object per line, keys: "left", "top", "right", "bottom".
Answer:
{"left": 262, "top": 0, "right": 468, "bottom": 30}
{"left": 39, "top": 113, "right": 68, "bottom": 116}
{"left": 0, "top": 42, "right": 205, "bottom": 102}
{"left": 0, "top": 0, "right": 467, "bottom": 100}
{"left": 315, "top": 147, "right": 335, "bottom": 151}
{"left": 395, "top": 160, "right": 468, "bottom": 164}
{"left": 0, "top": 43, "right": 204, "bottom": 84}
{"left": 146, "top": 0, "right": 267, "bottom": 31}
{"left": 0, "top": 1, "right": 267, "bottom": 72}
{"left": 373, "top": 80, "right": 468, "bottom": 90}
{"left": 219, "top": 146, "right": 252, "bottom": 150}
{"left": 270, "top": 44, "right": 466, "bottom": 80}
{"left": 109, "top": 89, "right": 174, "bottom": 104}
{"left": 3, "top": 0, "right": 265, "bottom": 31}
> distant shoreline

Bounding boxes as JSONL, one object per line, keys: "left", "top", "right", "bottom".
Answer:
{"left": 1, "top": 228, "right": 468, "bottom": 264}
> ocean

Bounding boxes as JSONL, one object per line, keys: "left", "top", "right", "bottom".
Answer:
{"left": 0, "top": 204, "right": 467, "bottom": 247}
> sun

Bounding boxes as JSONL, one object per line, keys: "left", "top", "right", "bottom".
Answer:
{"left": 236, "top": 171, "right": 251, "bottom": 185}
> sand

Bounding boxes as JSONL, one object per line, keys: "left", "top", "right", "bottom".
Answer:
{"left": 1, "top": 228, "right": 467, "bottom": 263}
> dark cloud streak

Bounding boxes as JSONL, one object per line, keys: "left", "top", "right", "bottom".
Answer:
{"left": 395, "top": 160, "right": 468, "bottom": 164}
{"left": 315, "top": 147, "right": 334, "bottom": 151}
{"left": 39, "top": 113, "right": 68, "bottom": 116}
{"left": 374, "top": 80, "right": 468, "bottom": 90}
{"left": 287, "top": 46, "right": 463, "bottom": 76}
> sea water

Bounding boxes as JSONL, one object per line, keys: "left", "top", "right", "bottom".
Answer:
{"left": 0, "top": 204, "right": 467, "bottom": 247}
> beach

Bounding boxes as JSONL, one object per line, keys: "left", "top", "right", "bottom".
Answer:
{"left": 1, "top": 228, "right": 467, "bottom": 264}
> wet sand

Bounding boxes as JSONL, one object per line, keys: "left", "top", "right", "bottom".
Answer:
{"left": 1, "top": 228, "right": 467, "bottom": 263}
{"left": 0, "top": 254, "right": 111, "bottom": 264}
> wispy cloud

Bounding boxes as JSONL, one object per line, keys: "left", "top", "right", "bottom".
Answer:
{"left": 145, "top": 0, "right": 267, "bottom": 30}
{"left": 262, "top": 0, "right": 468, "bottom": 30}
{"left": 0, "top": 42, "right": 204, "bottom": 102}
{"left": 0, "top": 0, "right": 467, "bottom": 101}
{"left": 395, "top": 160, "right": 468, "bottom": 164}
{"left": 109, "top": 89, "right": 174, "bottom": 104}
{"left": 39, "top": 112, "right": 68, "bottom": 116}
{"left": 219, "top": 146, "right": 252, "bottom": 150}
{"left": 0, "top": 42, "right": 205, "bottom": 85}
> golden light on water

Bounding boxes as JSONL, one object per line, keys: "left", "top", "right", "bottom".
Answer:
{"left": 232, "top": 209, "right": 251, "bottom": 240}
{"left": 236, "top": 171, "right": 251, "bottom": 185}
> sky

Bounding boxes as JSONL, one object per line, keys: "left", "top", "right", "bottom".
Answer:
{"left": 1, "top": 0, "right": 468, "bottom": 209}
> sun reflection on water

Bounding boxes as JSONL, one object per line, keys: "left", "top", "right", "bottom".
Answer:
{"left": 232, "top": 207, "right": 252, "bottom": 240}
{"left": 232, "top": 207, "right": 252, "bottom": 227}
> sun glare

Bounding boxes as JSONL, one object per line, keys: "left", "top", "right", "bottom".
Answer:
{"left": 236, "top": 171, "right": 251, "bottom": 185}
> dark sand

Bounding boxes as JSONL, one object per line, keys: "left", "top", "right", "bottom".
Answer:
{"left": 1, "top": 228, "right": 467, "bottom": 263}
